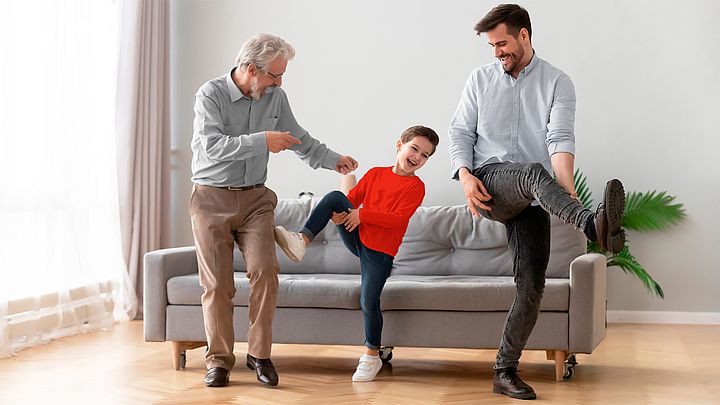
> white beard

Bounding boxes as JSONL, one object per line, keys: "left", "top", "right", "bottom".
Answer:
{"left": 249, "top": 77, "right": 264, "bottom": 101}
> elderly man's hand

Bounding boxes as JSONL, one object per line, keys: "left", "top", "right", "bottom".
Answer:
{"left": 335, "top": 155, "right": 358, "bottom": 175}
{"left": 266, "top": 131, "right": 301, "bottom": 153}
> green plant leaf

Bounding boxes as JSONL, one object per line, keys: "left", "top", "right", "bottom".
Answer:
{"left": 623, "top": 191, "right": 686, "bottom": 232}
{"left": 586, "top": 240, "right": 602, "bottom": 254}
{"left": 573, "top": 168, "right": 594, "bottom": 209}
{"left": 606, "top": 247, "right": 664, "bottom": 298}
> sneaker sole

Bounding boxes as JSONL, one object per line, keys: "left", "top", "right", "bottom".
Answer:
{"left": 273, "top": 227, "right": 301, "bottom": 262}
{"left": 603, "top": 179, "right": 626, "bottom": 254}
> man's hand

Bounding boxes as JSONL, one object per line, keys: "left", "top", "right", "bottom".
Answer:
{"left": 266, "top": 131, "right": 301, "bottom": 153}
{"left": 330, "top": 211, "right": 347, "bottom": 225}
{"left": 458, "top": 167, "right": 492, "bottom": 216}
{"left": 335, "top": 155, "right": 359, "bottom": 175}
{"left": 342, "top": 208, "right": 361, "bottom": 232}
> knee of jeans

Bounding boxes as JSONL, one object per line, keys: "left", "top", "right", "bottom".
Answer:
{"left": 360, "top": 297, "right": 380, "bottom": 313}
{"left": 518, "top": 283, "right": 545, "bottom": 301}
{"left": 328, "top": 190, "right": 345, "bottom": 199}
{"left": 516, "top": 274, "right": 545, "bottom": 291}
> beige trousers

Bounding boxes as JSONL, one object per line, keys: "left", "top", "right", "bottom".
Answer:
{"left": 189, "top": 184, "right": 279, "bottom": 370}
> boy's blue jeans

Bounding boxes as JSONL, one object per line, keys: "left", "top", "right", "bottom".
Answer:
{"left": 473, "top": 162, "right": 594, "bottom": 370}
{"left": 300, "top": 191, "right": 393, "bottom": 350}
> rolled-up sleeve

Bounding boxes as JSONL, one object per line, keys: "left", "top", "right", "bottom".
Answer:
{"left": 545, "top": 73, "right": 576, "bottom": 156}
{"left": 448, "top": 72, "right": 479, "bottom": 180}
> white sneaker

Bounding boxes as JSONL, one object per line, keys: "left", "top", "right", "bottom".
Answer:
{"left": 351, "top": 354, "right": 382, "bottom": 382}
{"left": 273, "top": 226, "right": 306, "bottom": 262}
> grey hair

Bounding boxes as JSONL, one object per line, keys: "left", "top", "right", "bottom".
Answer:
{"left": 234, "top": 33, "right": 295, "bottom": 70}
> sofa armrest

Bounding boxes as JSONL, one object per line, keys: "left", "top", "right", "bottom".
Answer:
{"left": 568, "top": 253, "right": 607, "bottom": 353}
{"left": 143, "top": 246, "right": 198, "bottom": 342}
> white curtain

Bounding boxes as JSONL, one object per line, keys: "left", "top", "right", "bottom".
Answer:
{"left": 0, "top": 0, "right": 135, "bottom": 357}
{"left": 116, "top": 0, "right": 170, "bottom": 320}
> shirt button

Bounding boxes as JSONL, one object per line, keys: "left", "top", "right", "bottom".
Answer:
{"left": 322, "top": 240, "right": 328, "bottom": 245}
{"left": 449, "top": 247, "right": 455, "bottom": 252}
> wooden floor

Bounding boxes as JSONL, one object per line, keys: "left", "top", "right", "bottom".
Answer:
{"left": 0, "top": 321, "right": 718, "bottom": 404}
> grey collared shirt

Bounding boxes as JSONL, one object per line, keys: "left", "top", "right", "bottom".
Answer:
{"left": 448, "top": 54, "right": 576, "bottom": 180}
{"left": 191, "top": 68, "right": 341, "bottom": 187}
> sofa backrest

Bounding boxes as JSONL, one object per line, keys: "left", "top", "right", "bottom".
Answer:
{"left": 233, "top": 197, "right": 587, "bottom": 278}
{"left": 393, "top": 205, "right": 586, "bottom": 278}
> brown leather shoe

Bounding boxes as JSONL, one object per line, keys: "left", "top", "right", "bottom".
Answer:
{"left": 204, "top": 367, "right": 229, "bottom": 387}
{"left": 594, "top": 179, "right": 626, "bottom": 254}
{"left": 493, "top": 367, "right": 536, "bottom": 400}
{"left": 247, "top": 354, "right": 279, "bottom": 387}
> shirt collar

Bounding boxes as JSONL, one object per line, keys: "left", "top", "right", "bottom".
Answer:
{"left": 226, "top": 67, "right": 244, "bottom": 102}
{"left": 226, "top": 67, "right": 276, "bottom": 102}
{"left": 498, "top": 49, "right": 539, "bottom": 78}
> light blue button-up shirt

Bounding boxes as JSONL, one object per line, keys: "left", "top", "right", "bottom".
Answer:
{"left": 448, "top": 54, "right": 576, "bottom": 180}
{"left": 191, "top": 68, "right": 341, "bottom": 187}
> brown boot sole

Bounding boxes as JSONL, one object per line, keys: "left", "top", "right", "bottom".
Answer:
{"left": 493, "top": 385, "right": 537, "bottom": 400}
{"left": 603, "top": 179, "right": 626, "bottom": 254}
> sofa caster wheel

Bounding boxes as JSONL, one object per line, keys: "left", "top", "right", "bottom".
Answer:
{"left": 379, "top": 347, "right": 394, "bottom": 363}
{"left": 562, "top": 354, "right": 577, "bottom": 380}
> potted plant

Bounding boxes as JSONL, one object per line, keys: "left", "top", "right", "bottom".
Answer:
{"left": 573, "top": 170, "right": 686, "bottom": 298}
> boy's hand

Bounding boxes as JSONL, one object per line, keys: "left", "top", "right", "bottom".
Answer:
{"left": 458, "top": 167, "right": 492, "bottom": 216}
{"left": 343, "top": 208, "right": 361, "bottom": 232}
{"left": 330, "top": 211, "right": 347, "bottom": 225}
{"left": 335, "top": 155, "right": 359, "bottom": 175}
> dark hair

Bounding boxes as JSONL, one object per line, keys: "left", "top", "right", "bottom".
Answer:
{"left": 400, "top": 125, "right": 440, "bottom": 155}
{"left": 474, "top": 4, "right": 532, "bottom": 41}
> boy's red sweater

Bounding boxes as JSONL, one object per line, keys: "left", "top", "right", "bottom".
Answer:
{"left": 346, "top": 166, "right": 425, "bottom": 257}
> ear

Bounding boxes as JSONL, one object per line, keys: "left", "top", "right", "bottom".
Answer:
{"left": 520, "top": 28, "right": 529, "bottom": 42}
{"left": 396, "top": 139, "right": 403, "bottom": 151}
{"left": 246, "top": 64, "right": 258, "bottom": 76}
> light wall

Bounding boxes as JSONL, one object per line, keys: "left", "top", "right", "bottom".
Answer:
{"left": 168, "top": 0, "right": 720, "bottom": 313}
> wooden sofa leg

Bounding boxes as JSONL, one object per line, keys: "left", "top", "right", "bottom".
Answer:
{"left": 548, "top": 350, "right": 567, "bottom": 382}
{"left": 171, "top": 341, "right": 206, "bottom": 370}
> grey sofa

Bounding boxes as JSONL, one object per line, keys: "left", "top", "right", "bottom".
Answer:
{"left": 144, "top": 196, "right": 607, "bottom": 381}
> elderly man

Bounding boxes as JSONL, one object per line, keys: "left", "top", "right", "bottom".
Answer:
{"left": 190, "top": 33, "right": 358, "bottom": 388}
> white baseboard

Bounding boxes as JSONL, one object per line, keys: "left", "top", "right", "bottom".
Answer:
{"left": 607, "top": 310, "right": 720, "bottom": 324}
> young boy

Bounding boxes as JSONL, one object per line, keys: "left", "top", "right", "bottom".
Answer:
{"left": 274, "top": 125, "right": 439, "bottom": 382}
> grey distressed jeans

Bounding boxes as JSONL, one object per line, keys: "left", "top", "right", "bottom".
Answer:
{"left": 472, "top": 162, "right": 594, "bottom": 369}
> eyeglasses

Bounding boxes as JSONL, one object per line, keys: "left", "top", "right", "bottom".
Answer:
{"left": 263, "top": 69, "right": 284, "bottom": 81}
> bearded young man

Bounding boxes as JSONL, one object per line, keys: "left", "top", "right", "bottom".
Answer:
{"left": 448, "top": 4, "right": 626, "bottom": 400}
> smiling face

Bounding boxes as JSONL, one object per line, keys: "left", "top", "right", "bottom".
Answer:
{"left": 393, "top": 136, "right": 435, "bottom": 176}
{"left": 485, "top": 23, "right": 531, "bottom": 78}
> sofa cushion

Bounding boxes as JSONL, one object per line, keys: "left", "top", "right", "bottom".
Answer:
{"left": 167, "top": 273, "right": 569, "bottom": 311}
{"left": 167, "top": 274, "right": 361, "bottom": 309}
{"left": 381, "top": 275, "right": 569, "bottom": 311}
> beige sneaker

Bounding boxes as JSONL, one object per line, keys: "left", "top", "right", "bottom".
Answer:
{"left": 351, "top": 354, "right": 382, "bottom": 382}
{"left": 273, "top": 226, "right": 306, "bottom": 262}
